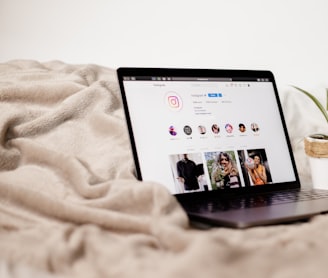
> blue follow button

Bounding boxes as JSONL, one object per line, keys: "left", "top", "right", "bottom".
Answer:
{"left": 208, "top": 93, "right": 222, "bottom": 97}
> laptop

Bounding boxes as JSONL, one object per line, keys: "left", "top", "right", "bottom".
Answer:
{"left": 117, "top": 67, "right": 328, "bottom": 228}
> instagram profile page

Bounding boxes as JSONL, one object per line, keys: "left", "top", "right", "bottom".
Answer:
{"left": 123, "top": 80, "right": 296, "bottom": 194}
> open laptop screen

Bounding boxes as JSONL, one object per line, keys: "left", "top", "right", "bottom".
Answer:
{"left": 118, "top": 68, "right": 298, "bottom": 195}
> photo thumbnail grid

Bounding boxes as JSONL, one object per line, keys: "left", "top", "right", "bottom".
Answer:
{"left": 169, "top": 148, "right": 272, "bottom": 194}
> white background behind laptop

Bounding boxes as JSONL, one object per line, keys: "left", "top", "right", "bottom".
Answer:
{"left": 1, "top": 0, "right": 328, "bottom": 89}
{"left": 1, "top": 0, "right": 327, "bottom": 185}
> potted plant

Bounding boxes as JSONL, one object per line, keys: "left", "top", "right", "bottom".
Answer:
{"left": 292, "top": 86, "right": 328, "bottom": 189}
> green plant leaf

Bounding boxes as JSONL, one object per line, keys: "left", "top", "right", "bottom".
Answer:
{"left": 291, "top": 86, "right": 328, "bottom": 123}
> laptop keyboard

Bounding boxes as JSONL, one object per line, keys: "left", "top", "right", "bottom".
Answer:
{"left": 186, "top": 189, "right": 328, "bottom": 213}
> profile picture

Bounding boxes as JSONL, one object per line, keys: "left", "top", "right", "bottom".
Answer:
{"left": 211, "top": 124, "right": 220, "bottom": 134}
{"left": 165, "top": 92, "right": 183, "bottom": 111}
{"left": 239, "top": 123, "right": 246, "bottom": 133}
{"left": 169, "top": 125, "right": 177, "bottom": 136}
{"left": 251, "top": 123, "right": 260, "bottom": 132}
{"left": 225, "top": 123, "right": 233, "bottom": 133}
{"left": 198, "top": 125, "right": 206, "bottom": 135}
{"left": 183, "top": 125, "right": 192, "bottom": 135}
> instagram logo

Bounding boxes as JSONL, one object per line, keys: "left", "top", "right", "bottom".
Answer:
{"left": 165, "top": 92, "right": 182, "bottom": 111}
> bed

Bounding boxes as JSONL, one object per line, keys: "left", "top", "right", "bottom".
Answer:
{"left": 1, "top": 60, "right": 328, "bottom": 278}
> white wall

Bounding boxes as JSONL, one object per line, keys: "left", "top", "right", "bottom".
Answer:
{"left": 1, "top": 0, "right": 328, "bottom": 90}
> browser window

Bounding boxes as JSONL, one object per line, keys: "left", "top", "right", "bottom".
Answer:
{"left": 122, "top": 76, "right": 296, "bottom": 194}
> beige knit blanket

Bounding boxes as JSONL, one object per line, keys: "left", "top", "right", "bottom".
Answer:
{"left": 1, "top": 60, "right": 328, "bottom": 278}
